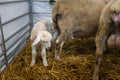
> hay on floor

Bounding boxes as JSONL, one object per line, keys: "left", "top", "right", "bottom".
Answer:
{"left": 0, "top": 38, "right": 120, "bottom": 80}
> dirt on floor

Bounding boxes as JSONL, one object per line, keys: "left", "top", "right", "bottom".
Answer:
{"left": 0, "top": 38, "right": 120, "bottom": 80}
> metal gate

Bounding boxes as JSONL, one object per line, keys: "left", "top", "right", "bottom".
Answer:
{"left": 0, "top": 0, "right": 55, "bottom": 72}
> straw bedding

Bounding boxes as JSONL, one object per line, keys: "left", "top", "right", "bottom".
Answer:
{"left": 0, "top": 38, "right": 120, "bottom": 80}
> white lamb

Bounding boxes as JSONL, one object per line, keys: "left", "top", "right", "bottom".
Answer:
{"left": 30, "top": 20, "right": 56, "bottom": 67}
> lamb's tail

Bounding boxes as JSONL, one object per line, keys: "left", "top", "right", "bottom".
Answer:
{"left": 32, "top": 36, "right": 41, "bottom": 46}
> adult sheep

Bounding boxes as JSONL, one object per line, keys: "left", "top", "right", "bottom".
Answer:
{"left": 52, "top": 0, "right": 108, "bottom": 60}
{"left": 94, "top": 0, "right": 120, "bottom": 80}
{"left": 52, "top": 0, "right": 117, "bottom": 80}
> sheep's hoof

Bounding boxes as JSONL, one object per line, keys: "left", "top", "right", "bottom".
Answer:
{"left": 93, "top": 77, "right": 99, "bottom": 80}
{"left": 56, "top": 39, "right": 60, "bottom": 44}
{"left": 54, "top": 55, "right": 61, "bottom": 61}
{"left": 93, "top": 73, "right": 99, "bottom": 80}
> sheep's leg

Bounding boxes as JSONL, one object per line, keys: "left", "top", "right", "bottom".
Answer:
{"left": 93, "top": 48, "right": 103, "bottom": 80}
{"left": 55, "top": 41, "right": 64, "bottom": 60}
{"left": 30, "top": 45, "right": 37, "bottom": 67}
{"left": 93, "top": 21, "right": 110, "bottom": 80}
{"left": 41, "top": 46, "right": 48, "bottom": 66}
{"left": 93, "top": 1, "right": 118, "bottom": 79}
{"left": 93, "top": 35, "right": 107, "bottom": 80}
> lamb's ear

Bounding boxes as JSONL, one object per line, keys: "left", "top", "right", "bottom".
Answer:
{"left": 32, "top": 36, "right": 41, "bottom": 46}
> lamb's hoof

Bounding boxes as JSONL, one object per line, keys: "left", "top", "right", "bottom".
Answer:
{"left": 43, "top": 61, "right": 48, "bottom": 66}
{"left": 30, "top": 62, "right": 35, "bottom": 67}
{"left": 30, "top": 64, "right": 34, "bottom": 67}
{"left": 43, "top": 63, "right": 48, "bottom": 66}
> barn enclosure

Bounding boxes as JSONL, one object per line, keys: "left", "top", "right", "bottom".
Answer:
{"left": 0, "top": 0, "right": 55, "bottom": 72}
{"left": 0, "top": 0, "right": 120, "bottom": 80}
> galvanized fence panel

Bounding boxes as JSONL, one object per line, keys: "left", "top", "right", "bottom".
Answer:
{"left": 0, "top": 0, "right": 55, "bottom": 72}
{"left": 0, "top": 0, "right": 30, "bottom": 72}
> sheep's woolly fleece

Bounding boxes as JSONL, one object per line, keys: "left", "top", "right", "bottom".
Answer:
{"left": 110, "top": 0, "right": 120, "bottom": 12}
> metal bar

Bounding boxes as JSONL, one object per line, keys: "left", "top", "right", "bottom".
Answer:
{"left": 7, "top": 35, "right": 29, "bottom": 64}
{"left": 33, "top": 0, "right": 56, "bottom": 2}
{"left": 6, "top": 30, "right": 29, "bottom": 52}
{"left": 33, "top": 12, "right": 52, "bottom": 14}
{"left": 49, "top": 0, "right": 55, "bottom": 5}
{"left": 2, "top": 13, "right": 28, "bottom": 26}
{"left": 33, "top": 0, "right": 55, "bottom": 6}
{"left": 0, "top": 15, "right": 8, "bottom": 66}
{"left": 0, "top": 34, "right": 28, "bottom": 69}
{"left": 28, "top": 0, "right": 33, "bottom": 33}
{"left": 0, "top": 52, "right": 4, "bottom": 58}
{"left": 0, "top": 23, "right": 29, "bottom": 46}
{"left": 50, "top": 0, "right": 55, "bottom": 2}
{"left": 0, "top": 0, "right": 29, "bottom": 70}
{"left": 0, "top": 1, "right": 27, "bottom": 5}
{"left": 5, "top": 23, "right": 29, "bottom": 43}
{"left": 0, "top": 60, "right": 5, "bottom": 69}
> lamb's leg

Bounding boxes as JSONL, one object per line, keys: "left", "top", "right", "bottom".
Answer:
{"left": 30, "top": 45, "right": 37, "bottom": 67}
{"left": 55, "top": 41, "right": 64, "bottom": 60}
{"left": 41, "top": 46, "right": 48, "bottom": 66}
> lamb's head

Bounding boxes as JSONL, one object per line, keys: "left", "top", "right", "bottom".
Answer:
{"left": 40, "top": 31, "right": 52, "bottom": 48}
{"left": 110, "top": 0, "right": 120, "bottom": 23}
{"left": 32, "top": 31, "right": 52, "bottom": 49}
